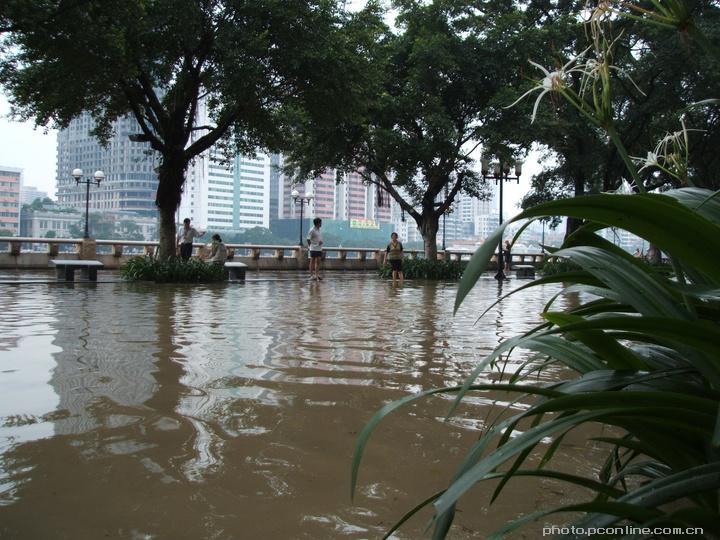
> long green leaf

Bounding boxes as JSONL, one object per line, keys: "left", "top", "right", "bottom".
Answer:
{"left": 552, "top": 246, "right": 690, "bottom": 319}
{"left": 433, "top": 410, "right": 620, "bottom": 517}
{"left": 572, "top": 463, "right": 720, "bottom": 531}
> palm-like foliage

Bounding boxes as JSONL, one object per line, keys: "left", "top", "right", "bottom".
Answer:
{"left": 352, "top": 188, "right": 720, "bottom": 538}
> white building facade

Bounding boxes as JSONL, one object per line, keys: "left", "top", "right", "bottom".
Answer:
{"left": 178, "top": 148, "right": 271, "bottom": 232}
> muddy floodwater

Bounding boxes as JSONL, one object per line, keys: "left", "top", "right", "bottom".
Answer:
{"left": 0, "top": 273, "right": 598, "bottom": 539}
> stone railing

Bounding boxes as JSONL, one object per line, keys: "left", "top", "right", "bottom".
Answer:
{"left": 0, "top": 237, "right": 546, "bottom": 271}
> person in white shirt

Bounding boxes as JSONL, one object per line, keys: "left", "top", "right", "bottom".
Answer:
{"left": 205, "top": 234, "right": 227, "bottom": 265}
{"left": 306, "top": 217, "right": 323, "bottom": 281}
{"left": 176, "top": 218, "right": 205, "bottom": 260}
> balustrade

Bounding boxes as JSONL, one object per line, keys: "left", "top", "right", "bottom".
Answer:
{"left": 0, "top": 236, "right": 546, "bottom": 271}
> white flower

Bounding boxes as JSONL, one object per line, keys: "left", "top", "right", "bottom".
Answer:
{"left": 637, "top": 151, "right": 659, "bottom": 172}
{"left": 505, "top": 58, "right": 577, "bottom": 124}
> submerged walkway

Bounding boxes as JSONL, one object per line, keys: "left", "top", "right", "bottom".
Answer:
{"left": 0, "top": 275, "right": 580, "bottom": 538}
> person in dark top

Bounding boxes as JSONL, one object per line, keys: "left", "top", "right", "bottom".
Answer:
{"left": 383, "top": 232, "right": 404, "bottom": 285}
{"left": 503, "top": 240, "right": 511, "bottom": 272}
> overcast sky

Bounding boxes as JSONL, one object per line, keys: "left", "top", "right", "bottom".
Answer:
{"left": 0, "top": 94, "right": 57, "bottom": 196}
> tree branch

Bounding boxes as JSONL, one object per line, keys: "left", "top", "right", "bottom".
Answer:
{"left": 185, "top": 108, "right": 241, "bottom": 158}
{"left": 122, "top": 85, "right": 165, "bottom": 152}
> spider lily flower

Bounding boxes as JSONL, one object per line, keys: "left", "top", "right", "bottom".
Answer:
{"left": 633, "top": 151, "right": 659, "bottom": 172}
{"left": 631, "top": 118, "right": 703, "bottom": 184}
{"left": 505, "top": 57, "right": 585, "bottom": 124}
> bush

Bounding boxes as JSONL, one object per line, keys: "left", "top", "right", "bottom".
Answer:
{"left": 120, "top": 256, "right": 226, "bottom": 283}
{"left": 378, "top": 258, "right": 465, "bottom": 280}
{"left": 539, "top": 257, "right": 581, "bottom": 275}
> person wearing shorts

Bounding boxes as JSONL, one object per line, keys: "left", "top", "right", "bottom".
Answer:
{"left": 307, "top": 217, "right": 323, "bottom": 281}
{"left": 383, "top": 232, "right": 404, "bottom": 285}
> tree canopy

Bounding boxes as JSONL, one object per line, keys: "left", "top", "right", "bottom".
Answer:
{"left": 284, "top": 0, "right": 542, "bottom": 258}
{"left": 1, "top": 0, "right": 372, "bottom": 257}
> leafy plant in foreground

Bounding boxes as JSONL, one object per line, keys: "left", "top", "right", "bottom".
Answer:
{"left": 354, "top": 189, "right": 720, "bottom": 538}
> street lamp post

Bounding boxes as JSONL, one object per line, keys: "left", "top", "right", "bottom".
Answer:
{"left": 71, "top": 168, "right": 105, "bottom": 238}
{"left": 433, "top": 203, "right": 450, "bottom": 252}
{"left": 434, "top": 186, "right": 450, "bottom": 254}
{"left": 291, "top": 189, "right": 314, "bottom": 247}
{"left": 481, "top": 158, "right": 521, "bottom": 281}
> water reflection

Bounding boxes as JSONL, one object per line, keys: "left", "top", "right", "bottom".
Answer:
{"left": 0, "top": 274, "right": 592, "bottom": 538}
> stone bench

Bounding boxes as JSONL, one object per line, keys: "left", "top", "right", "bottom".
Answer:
{"left": 224, "top": 261, "right": 248, "bottom": 281}
{"left": 50, "top": 259, "right": 104, "bottom": 282}
{"left": 515, "top": 265, "right": 535, "bottom": 279}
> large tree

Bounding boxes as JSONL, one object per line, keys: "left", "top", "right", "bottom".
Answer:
{"left": 1, "top": 0, "right": 368, "bottom": 258}
{"left": 284, "top": 0, "right": 537, "bottom": 259}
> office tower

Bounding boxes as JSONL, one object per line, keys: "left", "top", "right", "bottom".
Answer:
{"left": 0, "top": 166, "right": 22, "bottom": 235}
{"left": 282, "top": 168, "right": 393, "bottom": 224}
{"left": 178, "top": 148, "right": 271, "bottom": 231}
{"left": 284, "top": 170, "right": 337, "bottom": 220}
{"left": 55, "top": 113, "right": 159, "bottom": 216}
{"left": 232, "top": 153, "right": 270, "bottom": 230}
{"left": 335, "top": 171, "right": 392, "bottom": 223}
{"left": 20, "top": 186, "right": 49, "bottom": 205}
{"left": 312, "top": 171, "right": 338, "bottom": 219}
{"left": 269, "top": 154, "right": 282, "bottom": 220}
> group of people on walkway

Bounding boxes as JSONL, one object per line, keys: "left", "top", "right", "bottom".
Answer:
{"left": 175, "top": 216, "right": 406, "bottom": 284}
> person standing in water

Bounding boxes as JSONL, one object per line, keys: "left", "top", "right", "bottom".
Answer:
{"left": 503, "top": 240, "right": 512, "bottom": 273}
{"left": 307, "top": 217, "right": 323, "bottom": 281}
{"left": 383, "top": 232, "right": 404, "bottom": 285}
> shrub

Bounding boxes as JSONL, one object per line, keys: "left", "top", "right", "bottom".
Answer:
{"left": 378, "top": 258, "right": 465, "bottom": 280}
{"left": 539, "top": 257, "right": 581, "bottom": 275}
{"left": 120, "top": 256, "right": 225, "bottom": 283}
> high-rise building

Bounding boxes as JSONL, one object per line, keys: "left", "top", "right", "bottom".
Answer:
{"left": 281, "top": 168, "right": 394, "bottom": 225}
{"left": 0, "top": 166, "right": 22, "bottom": 235}
{"left": 20, "top": 185, "right": 49, "bottom": 206}
{"left": 55, "top": 113, "right": 159, "bottom": 216}
{"left": 178, "top": 148, "right": 271, "bottom": 231}
{"left": 335, "top": 171, "right": 392, "bottom": 223}
{"left": 269, "top": 154, "right": 282, "bottom": 221}
{"left": 312, "top": 171, "right": 338, "bottom": 219}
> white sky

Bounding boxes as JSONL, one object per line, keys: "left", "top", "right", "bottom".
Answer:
{"left": 0, "top": 94, "right": 58, "bottom": 196}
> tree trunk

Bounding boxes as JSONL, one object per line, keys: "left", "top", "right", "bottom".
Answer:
{"left": 418, "top": 213, "right": 439, "bottom": 260}
{"left": 156, "top": 156, "right": 188, "bottom": 260}
{"left": 158, "top": 205, "right": 177, "bottom": 260}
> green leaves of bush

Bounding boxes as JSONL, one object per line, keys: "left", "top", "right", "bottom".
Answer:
{"left": 120, "top": 256, "right": 225, "bottom": 283}
{"left": 378, "top": 258, "right": 466, "bottom": 280}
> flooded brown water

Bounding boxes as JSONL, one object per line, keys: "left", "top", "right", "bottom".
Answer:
{"left": 0, "top": 273, "right": 600, "bottom": 539}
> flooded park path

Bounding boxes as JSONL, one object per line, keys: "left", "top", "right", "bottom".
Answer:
{"left": 0, "top": 273, "right": 597, "bottom": 539}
